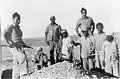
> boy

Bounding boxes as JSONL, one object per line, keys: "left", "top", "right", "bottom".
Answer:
{"left": 61, "top": 29, "right": 73, "bottom": 62}
{"left": 77, "top": 29, "right": 95, "bottom": 71}
{"left": 94, "top": 22, "right": 106, "bottom": 69}
{"left": 61, "top": 29, "right": 80, "bottom": 62}
{"left": 33, "top": 47, "right": 48, "bottom": 70}
{"left": 102, "top": 35, "right": 119, "bottom": 77}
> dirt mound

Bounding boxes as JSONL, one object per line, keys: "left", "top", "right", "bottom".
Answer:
{"left": 22, "top": 61, "right": 87, "bottom": 79}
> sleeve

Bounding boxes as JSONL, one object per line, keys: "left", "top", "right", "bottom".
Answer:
{"left": 3, "top": 25, "right": 13, "bottom": 44}
{"left": 76, "top": 19, "right": 81, "bottom": 28}
{"left": 45, "top": 26, "right": 49, "bottom": 34}
{"left": 90, "top": 17, "right": 95, "bottom": 26}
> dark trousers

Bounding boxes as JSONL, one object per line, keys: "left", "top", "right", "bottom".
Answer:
{"left": 49, "top": 41, "right": 60, "bottom": 64}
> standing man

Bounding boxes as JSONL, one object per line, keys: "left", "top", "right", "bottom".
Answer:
{"left": 4, "top": 12, "right": 29, "bottom": 79}
{"left": 76, "top": 7, "right": 95, "bottom": 37}
{"left": 45, "top": 16, "right": 61, "bottom": 65}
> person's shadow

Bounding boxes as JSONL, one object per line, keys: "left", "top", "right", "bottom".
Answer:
{"left": 88, "top": 68, "right": 119, "bottom": 79}
{"left": 1, "top": 69, "right": 12, "bottom": 79}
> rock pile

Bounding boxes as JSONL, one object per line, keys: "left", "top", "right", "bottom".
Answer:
{"left": 22, "top": 61, "right": 87, "bottom": 79}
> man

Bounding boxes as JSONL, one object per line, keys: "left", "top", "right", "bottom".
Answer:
{"left": 76, "top": 7, "right": 95, "bottom": 37}
{"left": 32, "top": 47, "right": 48, "bottom": 70}
{"left": 45, "top": 16, "right": 61, "bottom": 65}
{"left": 94, "top": 22, "right": 106, "bottom": 69}
{"left": 4, "top": 12, "right": 29, "bottom": 79}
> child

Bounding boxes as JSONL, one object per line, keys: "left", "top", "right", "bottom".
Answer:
{"left": 60, "top": 29, "right": 73, "bottom": 62}
{"left": 61, "top": 29, "right": 80, "bottom": 62}
{"left": 77, "top": 29, "right": 95, "bottom": 71}
{"left": 102, "top": 35, "right": 119, "bottom": 77}
{"left": 33, "top": 47, "right": 48, "bottom": 70}
{"left": 94, "top": 22, "right": 106, "bottom": 69}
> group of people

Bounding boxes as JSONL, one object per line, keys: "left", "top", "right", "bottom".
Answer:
{"left": 44, "top": 7, "right": 120, "bottom": 78}
{"left": 3, "top": 7, "right": 120, "bottom": 79}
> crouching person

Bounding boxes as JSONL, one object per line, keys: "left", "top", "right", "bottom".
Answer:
{"left": 102, "top": 35, "right": 119, "bottom": 77}
{"left": 33, "top": 47, "right": 48, "bottom": 70}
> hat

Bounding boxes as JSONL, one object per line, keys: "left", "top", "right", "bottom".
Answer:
{"left": 61, "top": 29, "right": 68, "bottom": 34}
{"left": 37, "top": 47, "right": 43, "bottom": 51}
{"left": 50, "top": 16, "right": 56, "bottom": 20}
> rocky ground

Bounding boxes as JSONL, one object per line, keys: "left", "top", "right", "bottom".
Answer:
{"left": 1, "top": 47, "right": 120, "bottom": 79}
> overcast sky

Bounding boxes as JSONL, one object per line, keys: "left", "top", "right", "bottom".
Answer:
{"left": 1, "top": 0, "right": 120, "bottom": 39}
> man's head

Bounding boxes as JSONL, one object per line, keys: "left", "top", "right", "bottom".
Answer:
{"left": 61, "top": 29, "right": 68, "bottom": 38}
{"left": 81, "top": 7, "right": 87, "bottom": 18}
{"left": 50, "top": 16, "right": 56, "bottom": 24}
{"left": 81, "top": 29, "right": 89, "bottom": 37}
{"left": 12, "top": 12, "right": 21, "bottom": 26}
{"left": 38, "top": 47, "right": 43, "bottom": 52}
{"left": 96, "top": 22, "right": 104, "bottom": 33}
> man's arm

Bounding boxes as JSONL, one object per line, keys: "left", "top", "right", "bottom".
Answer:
{"left": 3, "top": 26, "right": 14, "bottom": 46}
{"left": 75, "top": 19, "right": 81, "bottom": 37}
{"left": 91, "top": 18, "right": 95, "bottom": 35}
{"left": 44, "top": 26, "right": 49, "bottom": 45}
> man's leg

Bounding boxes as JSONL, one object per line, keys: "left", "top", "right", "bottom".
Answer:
{"left": 112, "top": 60, "right": 119, "bottom": 77}
{"left": 105, "top": 58, "right": 112, "bottom": 74}
{"left": 9, "top": 48, "right": 20, "bottom": 79}
{"left": 95, "top": 52, "right": 100, "bottom": 68}
{"left": 49, "top": 41, "right": 55, "bottom": 65}
{"left": 83, "top": 58, "right": 88, "bottom": 70}
{"left": 54, "top": 41, "right": 60, "bottom": 63}
{"left": 89, "top": 58, "right": 93, "bottom": 70}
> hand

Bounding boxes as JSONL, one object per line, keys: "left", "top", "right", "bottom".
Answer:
{"left": 78, "top": 33, "right": 81, "bottom": 37}
{"left": 46, "top": 41, "right": 49, "bottom": 45}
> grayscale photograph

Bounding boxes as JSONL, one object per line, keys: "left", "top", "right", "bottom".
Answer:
{"left": 1, "top": 0, "right": 120, "bottom": 79}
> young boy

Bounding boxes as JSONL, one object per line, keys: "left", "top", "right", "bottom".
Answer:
{"left": 61, "top": 29, "right": 80, "bottom": 62}
{"left": 94, "top": 22, "right": 106, "bottom": 69}
{"left": 77, "top": 29, "right": 95, "bottom": 71}
{"left": 60, "top": 29, "right": 73, "bottom": 62}
{"left": 33, "top": 47, "right": 48, "bottom": 70}
{"left": 102, "top": 35, "right": 119, "bottom": 77}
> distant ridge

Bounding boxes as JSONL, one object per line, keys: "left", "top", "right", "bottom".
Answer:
{"left": 1, "top": 35, "right": 78, "bottom": 47}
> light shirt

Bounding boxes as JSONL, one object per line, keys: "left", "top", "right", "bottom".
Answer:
{"left": 4, "top": 24, "right": 23, "bottom": 43}
{"left": 94, "top": 32, "right": 106, "bottom": 51}
{"left": 102, "top": 41, "right": 117, "bottom": 60}
{"left": 45, "top": 23, "right": 61, "bottom": 42}
{"left": 77, "top": 36, "right": 94, "bottom": 58}
{"left": 76, "top": 17, "right": 94, "bottom": 31}
{"left": 62, "top": 37, "right": 73, "bottom": 58}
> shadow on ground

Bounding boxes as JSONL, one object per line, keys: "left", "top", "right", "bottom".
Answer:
{"left": 1, "top": 69, "right": 12, "bottom": 79}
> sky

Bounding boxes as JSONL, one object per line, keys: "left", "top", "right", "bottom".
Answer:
{"left": 1, "top": 0, "right": 120, "bottom": 39}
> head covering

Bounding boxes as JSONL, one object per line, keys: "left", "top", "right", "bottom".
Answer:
{"left": 61, "top": 29, "right": 68, "bottom": 34}
{"left": 37, "top": 46, "right": 43, "bottom": 51}
{"left": 50, "top": 16, "right": 56, "bottom": 20}
{"left": 106, "top": 34, "right": 114, "bottom": 42}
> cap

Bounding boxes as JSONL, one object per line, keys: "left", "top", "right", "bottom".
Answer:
{"left": 61, "top": 29, "right": 68, "bottom": 34}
